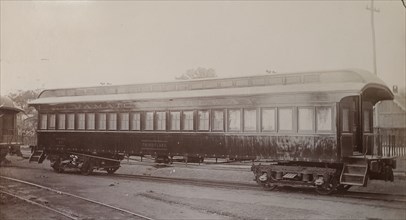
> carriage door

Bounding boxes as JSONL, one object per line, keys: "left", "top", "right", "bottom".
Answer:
{"left": 339, "top": 96, "right": 359, "bottom": 157}
{"left": 362, "top": 101, "right": 374, "bottom": 155}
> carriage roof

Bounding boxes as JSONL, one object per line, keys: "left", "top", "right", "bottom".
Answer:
{"left": 0, "top": 96, "right": 23, "bottom": 112}
{"left": 29, "top": 69, "right": 393, "bottom": 106}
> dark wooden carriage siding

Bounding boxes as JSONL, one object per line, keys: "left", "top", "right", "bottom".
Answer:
{"left": 37, "top": 91, "right": 339, "bottom": 162}
{"left": 38, "top": 132, "right": 337, "bottom": 162}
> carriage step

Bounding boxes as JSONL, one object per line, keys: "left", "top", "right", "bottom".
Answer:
{"left": 340, "top": 162, "right": 368, "bottom": 186}
{"left": 339, "top": 181, "right": 363, "bottom": 186}
{"left": 342, "top": 173, "right": 364, "bottom": 177}
{"left": 29, "top": 150, "right": 46, "bottom": 163}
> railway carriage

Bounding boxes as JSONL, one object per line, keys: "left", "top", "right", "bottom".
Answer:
{"left": 0, "top": 96, "right": 23, "bottom": 163}
{"left": 28, "top": 69, "right": 396, "bottom": 194}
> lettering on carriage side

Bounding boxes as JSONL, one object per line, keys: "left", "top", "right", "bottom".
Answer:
{"left": 141, "top": 140, "right": 168, "bottom": 151}
{"left": 55, "top": 137, "right": 66, "bottom": 147}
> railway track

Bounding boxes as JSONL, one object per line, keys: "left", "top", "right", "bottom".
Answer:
{"left": 93, "top": 172, "right": 406, "bottom": 204}
{"left": 0, "top": 175, "right": 154, "bottom": 220}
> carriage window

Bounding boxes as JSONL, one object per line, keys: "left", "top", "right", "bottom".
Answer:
{"left": 97, "top": 113, "right": 106, "bottom": 130}
{"left": 316, "top": 107, "right": 332, "bottom": 132}
{"left": 120, "top": 113, "right": 129, "bottom": 130}
{"left": 228, "top": 109, "right": 241, "bottom": 131}
{"left": 77, "top": 113, "right": 85, "bottom": 130}
{"left": 130, "top": 112, "right": 141, "bottom": 130}
{"left": 182, "top": 111, "right": 194, "bottom": 130}
{"left": 108, "top": 113, "right": 117, "bottom": 130}
{"left": 244, "top": 109, "right": 257, "bottom": 131}
{"left": 145, "top": 112, "right": 154, "bottom": 130}
{"left": 364, "top": 110, "right": 371, "bottom": 132}
{"left": 342, "top": 108, "right": 350, "bottom": 132}
{"left": 48, "top": 114, "right": 56, "bottom": 130}
{"left": 170, "top": 111, "right": 181, "bottom": 130}
{"left": 67, "top": 113, "right": 75, "bottom": 130}
{"left": 298, "top": 107, "right": 314, "bottom": 131}
{"left": 198, "top": 110, "right": 210, "bottom": 131}
{"left": 278, "top": 108, "right": 293, "bottom": 131}
{"left": 57, "top": 114, "right": 66, "bottom": 130}
{"left": 156, "top": 112, "right": 166, "bottom": 130}
{"left": 262, "top": 108, "right": 275, "bottom": 131}
{"left": 212, "top": 110, "right": 224, "bottom": 131}
{"left": 86, "top": 113, "right": 95, "bottom": 130}
{"left": 40, "top": 114, "right": 47, "bottom": 129}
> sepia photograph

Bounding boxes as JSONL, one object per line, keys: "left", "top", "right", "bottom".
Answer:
{"left": 0, "top": 1, "right": 405, "bottom": 219}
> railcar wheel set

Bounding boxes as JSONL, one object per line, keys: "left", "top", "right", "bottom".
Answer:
{"left": 28, "top": 70, "right": 396, "bottom": 194}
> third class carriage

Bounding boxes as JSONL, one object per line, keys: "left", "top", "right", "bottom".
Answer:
{"left": 28, "top": 69, "right": 396, "bottom": 194}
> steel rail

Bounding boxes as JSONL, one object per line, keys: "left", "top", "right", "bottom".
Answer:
{"left": 0, "top": 189, "right": 78, "bottom": 220}
{"left": 0, "top": 175, "right": 154, "bottom": 220}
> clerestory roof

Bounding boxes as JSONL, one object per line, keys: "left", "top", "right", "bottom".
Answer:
{"left": 29, "top": 69, "right": 393, "bottom": 106}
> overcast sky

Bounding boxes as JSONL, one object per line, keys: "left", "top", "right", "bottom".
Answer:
{"left": 1, "top": 1, "right": 405, "bottom": 95}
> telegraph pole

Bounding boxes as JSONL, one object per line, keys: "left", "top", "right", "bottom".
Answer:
{"left": 366, "top": 0, "right": 380, "bottom": 75}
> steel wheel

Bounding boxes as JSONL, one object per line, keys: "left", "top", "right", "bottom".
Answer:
{"left": 106, "top": 167, "right": 119, "bottom": 174}
{"left": 315, "top": 177, "right": 337, "bottom": 195}
{"left": 261, "top": 183, "right": 278, "bottom": 191}
{"left": 336, "top": 184, "right": 352, "bottom": 192}
{"left": 51, "top": 159, "right": 63, "bottom": 173}
{"left": 80, "top": 160, "right": 93, "bottom": 175}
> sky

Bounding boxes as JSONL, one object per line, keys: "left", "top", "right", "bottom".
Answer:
{"left": 0, "top": 1, "right": 405, "bottom": 95}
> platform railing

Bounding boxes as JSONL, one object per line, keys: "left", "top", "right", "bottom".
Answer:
{"left": 375, "top": 128, "right": 406, "bottom": 157}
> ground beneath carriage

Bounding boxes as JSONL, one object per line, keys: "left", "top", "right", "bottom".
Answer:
{"left": 1, "top": 148, "right": 406, "bottom": 219}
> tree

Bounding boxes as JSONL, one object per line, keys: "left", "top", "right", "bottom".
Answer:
{"left": 176, "top": 67, "right": 217, "bottom": 80}
{"left": 8, "top": 89, "right": 40, "bottom": 115}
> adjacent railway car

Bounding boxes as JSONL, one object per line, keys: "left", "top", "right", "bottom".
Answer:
{"left": 0, "top": 96, "right": 23, "bottom": 163}
{"left": 28, "top": 69, "right": 396, "bottom": 193}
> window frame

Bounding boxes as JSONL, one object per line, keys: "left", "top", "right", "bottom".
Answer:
{"left": 227, "top": 108, "right": 242, "bottom": 132}
{"left": 77, "top": 113, "right": 86, "bottom": 130}
{"left": 57, "top": 114, "right": 66, "bottom": 130}
{"left": 182, "top": 110, "right": 194, "bottom": 131}
{"left": 261, "top": 108, "right": 276, "bottom": 132}
{"left": 119, "top": 112, "right": 130, "bottom": 131}
{"left": 170, "top": 111, "right": 181, "bottom": 131}
{"left": 48, "top": 114, "right": 56, "bottom": 130}
{"left": 107, "top": 113, "right": 117, "bottom": 131}
{"left": 243, "top": 108, "right": 257, "bottom": 132}
{"left": 144, "top": 111, "right": 154, "bottom": 131}
{"left": 363, "top": 110, "right": 372, "bottom": 133}
{"left": 66, "top": 113, "right": 75, "bottom": 130}
{"left": 39, "top": 114, "right": 47, "bottom": 130}
{"left": 316, "top": 106, "right": 334, "bottom": 133}
{"left": 197, "top": 110, "right": 210, "bottom": 131}
{"left": 211, "top": 109, "right": 225, "bottom": 132}
{"left": 86, "top": 113, "right": 96, "bottom": 130}
{"left": 130, "top": 112, "right": 141, "bottom": 131}
{"left": 155, "top": 111, "right": 167, "bottom": 131}
{"left": 297, "top": 107, "right": 315, "bottom": 133}
{"left": 97, "top": 113, "right": 107, "bottom": 130}
{"left": 341, "top": 108, "right": 351, "bottom": 133}
{"left": 277, "top": 107, "right": 294, "bottom": 132}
